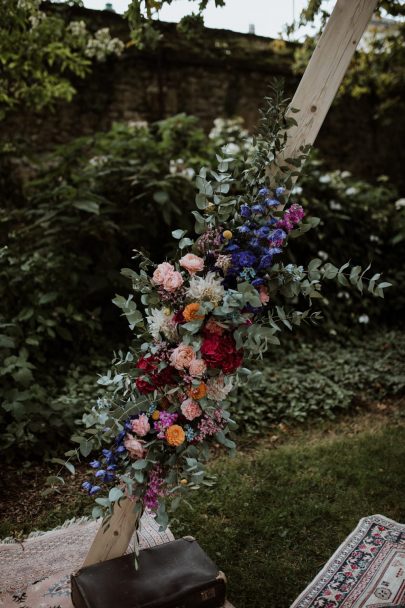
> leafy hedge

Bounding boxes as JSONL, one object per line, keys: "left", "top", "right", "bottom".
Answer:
{"left": 0, "top": 115, "right": 403, "bottom": 457}
{"left": 233, "top": 330, "right": 405, "bottom": 433}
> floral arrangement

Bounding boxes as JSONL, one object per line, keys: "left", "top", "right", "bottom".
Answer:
{"left": 75, "top": 90, "right": 389, "bottom": 537}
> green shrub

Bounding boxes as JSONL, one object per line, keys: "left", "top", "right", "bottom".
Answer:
{"left": 0, "top": 117, "right": 211, "bottom": 455}
{"left": 232, "top": 329, "right": 405, "bottom": 433}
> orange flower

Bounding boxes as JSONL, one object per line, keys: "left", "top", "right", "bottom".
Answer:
{"left": 152, "top": 410, "right": 160, "bottom": 421}
{"left": 183, "top": 303, "right": 204, "bottom": 322}
{"left": 188, "top": 382, "right": 207, "bottom": 400}
{"left": 166, "top": 424, "right": 185, "bottom": 447}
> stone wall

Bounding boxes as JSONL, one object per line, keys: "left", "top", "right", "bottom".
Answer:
{"left": 7, "top": 4, "right": 404, "bottom": 191}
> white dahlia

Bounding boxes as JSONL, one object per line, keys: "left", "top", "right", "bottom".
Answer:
{"left": 186, "top": 272, "right": 225, "bottom": 305}
{"left": 146, "top": 308, "right": 178, "bottom": 342}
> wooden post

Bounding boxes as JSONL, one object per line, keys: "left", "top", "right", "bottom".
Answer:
{"left": 277, "top": 0, "right": 378, "bottom": 168}
{"left": 82, "top": 498, "right": 139, "bottom": 568}
{"left": 83, "top": 0, "right": 378, "bottom": 568}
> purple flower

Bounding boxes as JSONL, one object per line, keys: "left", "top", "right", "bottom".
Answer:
{"left": 89, "top": 485, "right": 101, "bottom": 495}
{"left": 248, "top": 238, "right": 261, "bottom": 251}
{"left": 276, "top": 187, "right": 285, "bottom": 197}
{"left": 82, "top": 481, "right": 92, "bottom": 492}
{"left": 258, "top": 187, "right": 269, "bottom": 197}
{"left": 252, "top": 204, "right": 265, "bottom": 215}
{"left": 255, "top": 226, "right": 271, "bottom": 238}
{"left": 240, "top": 204, "right": 251, "bottom": 218}
{"left": 115, "top": 430, "right": 126, "bottom": 445}
{"left": 269, "top": 229, "right": 286, "bottom": 243}
{"left": 276, "top": 204, "right": 305, "bottom": 232}
{"left": 238, "top": 225, "right": 251, "bottom": 235}
{"left": 265, "top": 198, "right": 279, "bottom": 207}
{"left": 225, "top": 243, "right": 240, "bottom": 253}
{"left": 95, "top": 469, "right": 106, "bottom": 478}
{"left": 259, "top": 255, "right": 273, "bottom": 270}
{"left": 232, "top": 250, "right": 257, "bottom": 269}
{"left": 90, "top": 460, "right": 101, "bottom": 469}
{"left": 251, "top": 278, "right": 265, "bottom": 286}
{"left": 144, "top": 465, "right": 164, "bottom": 511}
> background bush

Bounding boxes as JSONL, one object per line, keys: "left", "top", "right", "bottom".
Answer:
{"left": 1, "top": 115, "right": 403, "bottom": 458}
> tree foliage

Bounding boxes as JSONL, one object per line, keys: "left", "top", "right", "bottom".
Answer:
{"left": 0, "top": 0, "right": 124, "bottom": 121}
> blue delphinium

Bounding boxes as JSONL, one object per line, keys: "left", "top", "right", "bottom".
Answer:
{"left": 240, "top": 204, "right": 251, "bottom": 218}
{"left": 252, "top": 204, "right": 265, "bottom": 215}
{"left": 255, "top": 226, "right": 271, "bottom": 238}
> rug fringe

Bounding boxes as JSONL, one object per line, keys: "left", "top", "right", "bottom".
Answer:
{"left": 0, "top": 515, "right": 94, "bottom": 544}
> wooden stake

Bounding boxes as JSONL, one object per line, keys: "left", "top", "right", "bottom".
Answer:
{"left": 278, "top": 0, "right": 378, "bottom": 168}
{"left": 82, "top": 498, "right": 139, "bottom": 568}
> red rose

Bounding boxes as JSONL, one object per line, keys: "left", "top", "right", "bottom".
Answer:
{"left": 135, "top": 356, "right": 176, "bottom": 394}
{"left": 201, "top": 332, "right": 243, "bottom": 374}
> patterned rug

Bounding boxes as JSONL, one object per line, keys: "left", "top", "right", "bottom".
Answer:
{"left": 0, "top": 513, "right": 233, "bottom": 608}
{"left": 291, "top": 515, "right": 405, "bottom": 608}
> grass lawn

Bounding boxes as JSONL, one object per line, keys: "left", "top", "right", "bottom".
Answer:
{"left": 1, "top": 402, "right": 404, "bottom": 607}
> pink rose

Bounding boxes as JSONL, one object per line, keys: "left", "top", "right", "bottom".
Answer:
{"left": 170, "top": 343, "right": 195, "bottom": 370}
{"left": 152, "top": 262, "right": 175, "bottom": 285}
{"left": 163, "top": 271, "right": 184, "bottom": 292}
{"left": 259, "top": 285, "right": 270, "bottom": 305}
{"left": 131, "top": 414, "right": 150, "bottom": 437}
{"left": 181, "top": 398, "right": 202, "bottom": 421}
{"left": 189, "top": 358, "right": 207, "bottom": 377}
{"left": 124, "top": 434, "right": 145, "bottom": 459}
{"left": 179, "top": 253, "right": 204, "bottom": 275}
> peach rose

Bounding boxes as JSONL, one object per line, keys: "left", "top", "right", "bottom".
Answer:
{"left": 124, "top": 434, "right": 145, "bottom": 459}
{"left": 189, "top": 359, "right": 207, "bottom": 377}
{"left": 181, "top": 399, "right": 202, "bottom": 421}
{"left": 183, "top": 302, "right": 204, "bottom": 322}
{"left": 152, "top": 262, "right": 175, "bottom": 285}
{"left": 163, "top": 271, "right": 184, "bottom": 292}
{"left": 131, "top": 414, "right": 150, "bottom": 437}
{"left": 188, "top": 382, "right": 207, "bottom": 400}
{"left": 170, "top": 343, "right": 195, "bottom": 370}
{"left": 179, "top": 253, "right": 204, "bottom": 274}
{"left": 166, "top": 424, "right": 185, "bottom": 447}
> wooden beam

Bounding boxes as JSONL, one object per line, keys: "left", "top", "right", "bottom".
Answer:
{"left": 82, "top": 498, "right": 139, "bottom": 568}
{"left": 278, "top": 0, "right": 378, "bottom": 168}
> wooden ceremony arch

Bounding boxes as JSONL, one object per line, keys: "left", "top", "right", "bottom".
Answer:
{"left": 83, "top": 0, "right": 379, "bottom": 571}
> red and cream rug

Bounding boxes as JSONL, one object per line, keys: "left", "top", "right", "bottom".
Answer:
{"left": 291, "top": 515, "right": 405, "bottom": 608}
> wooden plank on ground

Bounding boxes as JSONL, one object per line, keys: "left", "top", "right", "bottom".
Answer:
{"left": 82, "top": 498, "right": 139, "bottom": 568}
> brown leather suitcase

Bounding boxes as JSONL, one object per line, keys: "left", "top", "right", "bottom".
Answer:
{"left": 71, "top": 537, "right": 227, "bottom": 608}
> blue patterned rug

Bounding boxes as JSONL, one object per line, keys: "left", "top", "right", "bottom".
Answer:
{"left": 291, "top": 515, "right": 405, "bottom": 608}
